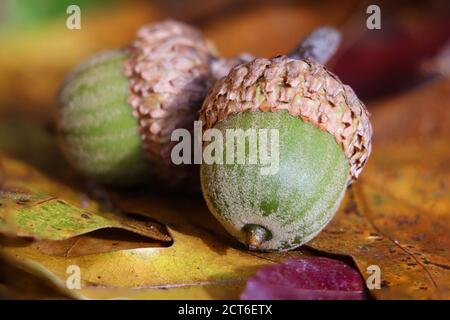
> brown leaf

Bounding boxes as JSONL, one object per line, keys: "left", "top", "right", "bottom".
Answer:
{"left": 307, "top": 79, "right": 450, "bottom": 299}
{"left": 35, "top": 229, "right": 166, "bottom": 258}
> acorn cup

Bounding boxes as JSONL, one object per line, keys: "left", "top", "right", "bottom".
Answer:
{"left": 57, "top": 20, "right": 251, "bottom": 187}
{"left": 199, "top": 35, "right": 372, "bottom": 251}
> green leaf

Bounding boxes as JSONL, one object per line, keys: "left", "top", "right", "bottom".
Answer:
{"left": 0, "top": 154, "right": 171, "bottom": 243}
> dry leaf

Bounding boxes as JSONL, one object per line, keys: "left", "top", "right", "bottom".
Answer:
{"left": 0, "top": 152, "right": 302, "bottom": 299}
{"left": 0, "top": 154, "right": 171, "bottom": 243}
{"left": 307, "top": 79, "right": 450, "bottom": 299}
{"left": 1, "top": 81, "right": 449, "bottom": 299}
{"left": 0, "top": 1, "right": 449, "bottom": 300}
{"left": 0, "top": 252, "right": 78, "bottom": 299}
{"left": 35, "top": 229, "right": 167, "bottom": 258}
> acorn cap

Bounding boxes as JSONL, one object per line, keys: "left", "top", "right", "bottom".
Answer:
{"left": 199, "top": 56, "right": 372, "bottom": 183}
{"left": 124, "top": 20, "right": 217, "bottom": 186}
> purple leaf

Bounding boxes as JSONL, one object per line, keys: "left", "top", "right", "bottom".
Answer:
{"left": 241, "top": 257, "right": 367, "bottom": 300}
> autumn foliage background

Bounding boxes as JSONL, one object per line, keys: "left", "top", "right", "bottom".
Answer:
{"left": 0, "top": 0, "right": 449, "bottom": 299}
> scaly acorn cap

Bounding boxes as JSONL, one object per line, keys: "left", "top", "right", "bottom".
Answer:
{"left": 123, "top": 20, "right": 218, "bottom": 186}
{"left": 199, "top": 55, "right": 372, "bottom": 184}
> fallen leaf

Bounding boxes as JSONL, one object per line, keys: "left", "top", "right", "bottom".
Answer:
{"left": 1, "top": 80, "right": 449, "bottom": 299}
{"left": 35, "top": 229, "right": 167, "bottom": 258}
{"left": 307, "top": 79, "right": 450, "bottom": 299}
{"left": 240, "top": 257, "right": 366, "bottom": 300}
{"left": 0, "top": 153, "right": 172, "bottom": 243}
{"left": 0, "top": 152, "right": 304, "bottom": 299}
{"left": 1, "top": 1, "right": 449, "bottom": 300}
{"left": 0, "top": 252, "right": 78, "bottom": 299}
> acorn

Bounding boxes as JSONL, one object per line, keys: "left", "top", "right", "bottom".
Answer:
{"left": 57, "top": 20, "right": 251, "bottom": 187}
{"left": 199, "top": 54, "right": 372, "bottom": 251}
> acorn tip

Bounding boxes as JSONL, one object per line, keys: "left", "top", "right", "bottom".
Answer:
{"left": 243, "top": 224, "right": 271, "bottom": 251}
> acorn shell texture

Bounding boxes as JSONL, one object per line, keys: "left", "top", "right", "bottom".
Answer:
{"left": 201, "top": 110, "right": 350, "bottom": 251}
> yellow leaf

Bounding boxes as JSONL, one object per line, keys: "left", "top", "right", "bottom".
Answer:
{"left": 0, "top": 154, "right": 171, "bottom": 243}
{"left": 0, "top": 152, "right": 301, "bottom": 299}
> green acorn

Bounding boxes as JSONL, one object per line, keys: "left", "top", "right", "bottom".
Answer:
{"left": 199, "top": 56, "right": 372, "bottom": 251}
{"left": 57, "top": 20, "right": 251, "bottom": 187}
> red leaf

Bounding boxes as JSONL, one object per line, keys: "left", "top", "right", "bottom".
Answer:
{"left": 241, "top": 257, "right": 367, "bottom": 300}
